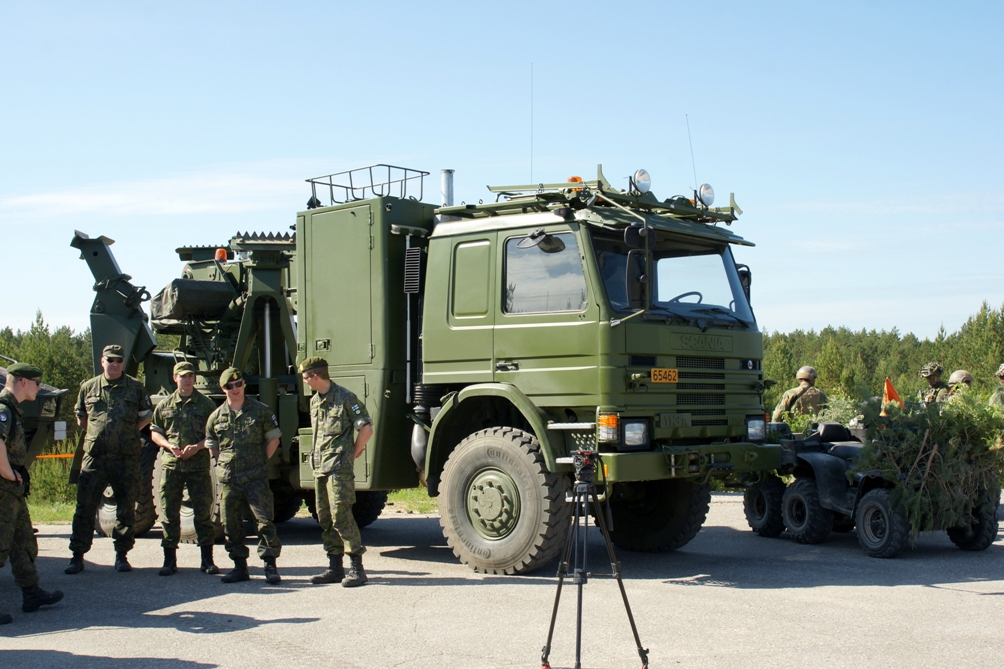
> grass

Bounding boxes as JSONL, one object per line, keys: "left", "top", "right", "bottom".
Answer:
{"left": 27, "top": 501, "right": 74, "bottom": 524}
{"left": 385, "top": 487, "right": 438, "bottom": 515}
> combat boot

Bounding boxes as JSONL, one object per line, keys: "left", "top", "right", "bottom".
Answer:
{"left": 64, "top": 552, "right": 85, "bottom": 575}
{"left": 199, "top": 545, "right": 219, "bottom": 574}
{"left": 22, "top": 585, "right": 64, "bottom": 613}
{"left": 158, "top": 548, "right": 177, "bottom": 576}
{"left": 221, "top": 557, "right": 249, "bottom": 583}
{"left": 114, "top": 552, "right": 132, "bottom": 572}
{"left": 263, "top": 556, "right": 281, "bottom": 584}
{"left": 342, "top": 554, "right": 368, "bottom": 588}
{"left": 310, "top": 554, "right": 344, "bottom": 585}
{"left": 0, "top": 612, "right": 12, "bottom": 625}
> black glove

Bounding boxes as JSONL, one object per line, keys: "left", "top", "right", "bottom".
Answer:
{"left": 16, "top": 465, "right": 30, "bottom": 498}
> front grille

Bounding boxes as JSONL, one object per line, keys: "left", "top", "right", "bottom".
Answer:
{"left": 677, "top": 394, "right": 725, "bottom": 406}
{"left": 693, "top": 419, "right": 728, "bottom": 427}
{"left": 676, "top": 356, "right": 725, "bottom": 369}
{"left": 678, "top": 383, "right": 725, "bottom": 391}
{"left": 678, "top": 409, "right": 725, "bottom": 416}
{"left": 679, "top": 371, "right": 725, "bottom": 380}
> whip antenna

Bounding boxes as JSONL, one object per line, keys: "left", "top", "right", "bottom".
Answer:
{"left": 686, "top": 114, "right": 698, "bottom": 191}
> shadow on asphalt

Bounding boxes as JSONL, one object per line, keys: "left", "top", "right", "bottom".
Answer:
{"left": 0, "top": 650, "right": 216, "bottom": 667}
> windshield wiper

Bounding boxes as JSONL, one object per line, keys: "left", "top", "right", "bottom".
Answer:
{"left": 645, "top": 305, "right": 688, "bottom": 323}
{"left": 689, "top": 307, "right": 752, "bottom": 328}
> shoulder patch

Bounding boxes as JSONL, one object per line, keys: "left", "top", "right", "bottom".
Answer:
{"left": 351, "top": 404, "right": 361, "bottom": 414}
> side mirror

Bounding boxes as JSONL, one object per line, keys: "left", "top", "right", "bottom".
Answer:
{"left": 736, "top": 264, "right": 751, "bottom": 303}
{"left": 626, "top": 249, "right": 651, "bottom": 309}
{"left": 623, "top": 224, "right": 648, "bottom": 249}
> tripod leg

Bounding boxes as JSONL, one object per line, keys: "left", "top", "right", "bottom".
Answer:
{"left": 591, "top": 494, "right": 650, "bottom": 669}
{"left": 541, "top": 485, "right": 580, "bottom": 669}
{"left": 573, "top": 485, "right": 588, "bottom": 669}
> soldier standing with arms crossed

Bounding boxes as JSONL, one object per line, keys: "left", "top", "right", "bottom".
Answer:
{"left": 204, "top": 368, "right": 283, "bottom": 584}
{"left": 0, "top": 364, "right": 63, "bottom": 624}
{"left": 149, "top": 361, "right": 219, "bottom": 576}
{"left": 300, "top": 357, "right": 372, "bottom": 587}
{"left": 66, "top": 344, "right": 152, "bottom": 574}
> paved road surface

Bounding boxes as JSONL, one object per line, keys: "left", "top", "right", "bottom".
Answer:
{"left": 1, "top": 494, "right": 1002, "bottom": 668}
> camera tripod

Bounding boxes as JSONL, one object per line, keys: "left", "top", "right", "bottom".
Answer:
{"left": 540, "top": 450, "right": 649, "bottom": 669}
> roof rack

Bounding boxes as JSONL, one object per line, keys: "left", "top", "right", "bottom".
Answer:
{"left": 306, "top": 164, "right": 429, "bottom": 206}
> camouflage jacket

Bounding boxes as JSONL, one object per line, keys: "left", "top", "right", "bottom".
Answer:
{"left": 205, "top": 397, "right": 281, "bottom": 485}
{"left": 988, "top": 388, "right": 1004, "bottom": 408}
{"left": 310, "top": 383, "right": 371, "bottom": 477}
{"left": 0, "top": 389, "right": 27, "bottom": 496}
{"left": 75, "top": 374, "right": 152, "bottom": 460}
{"left": 151, "top": 389, "right": 217, "bottom": 472}
{"left": 771, "top": 384, "right": 827, "bottom": 422}
{"left": 919, "top": 381, "right": 950, "bottom": 405}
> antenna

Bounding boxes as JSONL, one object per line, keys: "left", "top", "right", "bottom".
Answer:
{"left": 530, "top": 62, "right": 534, "bottom": 183}
{"left": 686, "top": 114, "right": 698, "bottom": 191}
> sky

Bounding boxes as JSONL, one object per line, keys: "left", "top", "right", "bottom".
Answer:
{"left": 1, "top": 1, "right": 1001, "bottom": 339}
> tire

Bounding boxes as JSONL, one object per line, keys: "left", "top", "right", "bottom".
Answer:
{"left": 96, "top": 435, "right": 158, "bottom": 538}
{"left": 781, "top": 478, "right": 833, "bottom": 544}
{"left": 352, "top": 490, "right": 388, "bottom": 528}
{"left": 608, "top": 479, "right": 712, "bottom": 552}
{"left": 438, "top": 427, "right": 571, "bottom": 574}
{"left": 743, "top": 475, "right": 786, "bottom": 537}
{"left": 855, "top": 488, "right": 909, "bottom": 558}
{"left": 947, "top": 488, "right": 1001, "bottom": 551}
{"left": 272, "top": 489, "right": 303, "bottom": 524}
{"left": 151, "top": 450, "right": 225, "bottom": 544}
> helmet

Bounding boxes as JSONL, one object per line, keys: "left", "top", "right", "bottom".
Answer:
{"left": 796, "top": 366, "right": 818, "bottom": 382}
{"left": 919, "top": 362, "right": 944, "bottom": 378}
{"left": 948, "top": 370, "right": 973, "bottom": 386}
{"left": 996, "top": 363, "right": 1004, "bottom": 378}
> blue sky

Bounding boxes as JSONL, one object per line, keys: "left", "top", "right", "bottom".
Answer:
{"left": 2, "top": 1, "right": 1001, "bottom": 338}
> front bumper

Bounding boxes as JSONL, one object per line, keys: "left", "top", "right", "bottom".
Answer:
{"left": 572, "top": 441, "right": 781, "bottom": 483}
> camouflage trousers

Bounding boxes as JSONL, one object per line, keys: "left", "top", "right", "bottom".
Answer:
{"left": 315, "top": 469, "right": 364, "bottom": 557}
{"left": 0, "top": 488, "right": 39, "bottom": 588}
{"left": 70, "top": 455, "right": 139, "bottom": 555}
{"left": 220, "top": 478, "right": 281, "bottom": 561}
{"left": 159, "top": 466, "right": 216, "bottom": 549}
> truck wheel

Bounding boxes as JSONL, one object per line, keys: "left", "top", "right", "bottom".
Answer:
{"left": 438, "top": 427, "right": 571, "bottom": 574}
{"left": 781, "top": 478, "right": 833, "bottom": 544}
{"left": 743, "top": 475, "right": 786, "bottom": 537}
{"left": 947, "top": 489, "right": 1001, "bottom": 551}
{"left": 609, "top": 479, "right": 712, "bottom": 552}
{"left": 272, "top": 490, "right": 303, "bottom": 524}
{"left": 352, "top": 491, "right": 388, "bottom": 528}
{"left": 152, "top": 452, "right": 225, "bottom": 544}
{"left": 855, "top": 488, "right": 909, "bottom": 558}
{"left": 96, "top": 437, "right": 158, "bottom": 538}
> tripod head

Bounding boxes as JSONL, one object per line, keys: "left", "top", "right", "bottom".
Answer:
{"left": 572, "top": 450, "right": 599, "bottom": 485}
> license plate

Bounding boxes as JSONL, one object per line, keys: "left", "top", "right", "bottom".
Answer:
{"left": 651, "top": 367, "right": 678, "bottom": 383}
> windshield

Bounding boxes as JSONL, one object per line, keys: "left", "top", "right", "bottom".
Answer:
{"left": 591, "top": 229, "right": 755, "bottom": 326}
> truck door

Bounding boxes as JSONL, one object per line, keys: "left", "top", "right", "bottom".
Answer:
{"left": 493, "top": 224, "right": 598, "bottom": 403}
{"left": 421, "top": 233, "right": 497, "bottom": 384}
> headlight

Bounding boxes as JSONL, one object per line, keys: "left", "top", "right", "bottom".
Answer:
{"left": 698, "top": 183, "right": 715, "bottom": 206}
{"left": 633, "top": 169, "right": 651, "bottom": 194}
{"left": 622, "top": 419, "right": 649, "bottom": 449}
{"left": 746, "top": 417, "right": 766, "bottom": 442}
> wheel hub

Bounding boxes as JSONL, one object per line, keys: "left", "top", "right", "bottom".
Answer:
{"left": 466, "top": 469, "right": 521, "bottom": 540}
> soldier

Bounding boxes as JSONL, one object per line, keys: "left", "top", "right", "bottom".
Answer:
{"left": 988, "top": 364, "right": 1004, "bottom": 407}
{"left": 66, "top": 344, "right": 152, "bottom": 574}
{"left": 204, "top": 368, "right": 282, "bottom": 584}
{"left": 149, "top": 361, "right": 219, "bottom": 576}
{"left": 946, "top": 370, "right": 974, "bottom": 398}
{"left": 918, "top": 362, "right": 950, "bottom": 405}
{"left": 771, "top": 366, "right": 828, "bottom": 422}
{"left": 300, "top": 357, "right": 373, "bottom": 588}
{"left": 0, "top": 364, "right": 64, "bottom": 625}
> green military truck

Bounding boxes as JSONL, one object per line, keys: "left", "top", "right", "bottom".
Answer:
{"left": 73, "top": 163, "right": 780, "bottom": 574}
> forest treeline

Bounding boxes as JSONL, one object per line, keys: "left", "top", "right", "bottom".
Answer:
{"left": 3, "top": 303, "right": 1004, "bottom": 422}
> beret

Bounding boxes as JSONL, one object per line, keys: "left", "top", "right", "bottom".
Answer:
{"left": 298, "top": 356, "right": 329, "bottom": 374}
{"left": 219, "top": 367, "right": 243, "bottom": 386}
{"left": 6, "top": 362, "right": 42, "bottom": 380}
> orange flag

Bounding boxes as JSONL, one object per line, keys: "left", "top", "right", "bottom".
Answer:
{"left": 881, "top": 377, "right": 904, "bottom": 415}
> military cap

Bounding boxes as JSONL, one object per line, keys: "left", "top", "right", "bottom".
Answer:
{"left": 173, "top": 361, "right": 196, "bottom": 375}
{"left": 996, "top": 363, "right": 1004, "bottom": 378}
{"left": 298, "top": 356, "right": 329, "bottom": 374}
{"left": 919, "top": 362, "right": 943, "bottom": 378}
{"left": 219, "top": 367, "right": 243, "bottom": 386}
{"left": 102, "top": 344, "right": 125, "bottom": 359}
{"left": 6, "top": 362, "right": 42, "bottom": 380}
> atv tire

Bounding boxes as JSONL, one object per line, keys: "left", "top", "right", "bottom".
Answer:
{"left": 782, "top": 478, "right": 833, "bottom": 544}
{"left": 743, "top": 474, "right": 786, "bottom": 537}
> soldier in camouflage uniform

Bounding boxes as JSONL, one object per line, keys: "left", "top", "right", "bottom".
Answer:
{"left": 0, "top": 363, "right": 63, "bottom": 625}
{"left": 988, "top": 364, "right": 1004, "bottom": 407}
{"left": 771, "top": 366, "right": 828, "bottom": 422}
{"left": 150, "top": 361, "right": 219, "bottom": 576}
{"left": 946, "top": 370, "right": 973, "bottom": 400}
{"left": 66, "top": 344, "right": 153, "bottom": 574}
{"left": 204, "top": 367, "right": 283, "bottom": 584}
{"left": 918, "top": 362, "right": 950, "bottom": 406}
{"left": 300, "top": 357, "right": 373, "bottom": 588}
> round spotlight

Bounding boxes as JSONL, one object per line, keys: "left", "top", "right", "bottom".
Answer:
{"left": 633, "top": 169, "right": 651, "bottom": 194}
{"left": 698, "top": 183, "right": 715, "bottom": 206}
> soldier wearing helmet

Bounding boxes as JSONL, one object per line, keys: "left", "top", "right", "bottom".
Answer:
{"left": 946, "top": 370, "right": 973, "bottom": 399}
{"left": 918, "top": 362, "right": 949, "bottom": 405}
{"left": 988, "top": 364, "right": 1004, "bottom": 408}
{"left": 771, "top": 366, "right": 828, "bottom": 422}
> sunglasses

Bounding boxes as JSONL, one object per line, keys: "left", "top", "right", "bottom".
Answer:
{"left": 105, "top": 357, "right": 125, "bottom": 364}
{"left": 223, "top": 379, "right": 244, "bottom": 391}
{"left": 301, "top": 372, "right": 316, "bottom": 381}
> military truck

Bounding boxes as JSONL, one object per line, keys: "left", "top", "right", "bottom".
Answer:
{"left": 73, "top": 163, "right": 780, "bottom": 573}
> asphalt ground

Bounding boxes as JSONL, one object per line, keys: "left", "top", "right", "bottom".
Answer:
{"left": 1, "top": 494, "right": 1003, "bottom": 669}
